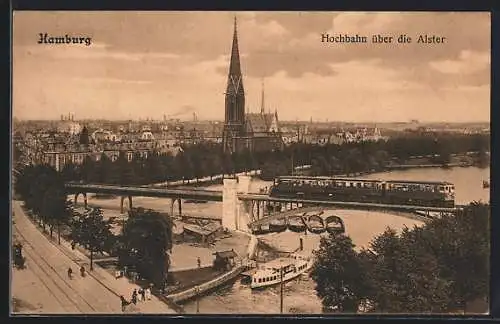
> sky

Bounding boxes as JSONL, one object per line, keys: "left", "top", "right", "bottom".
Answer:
{"left": 13, "top": 11, "right": 490, "bottom": 122}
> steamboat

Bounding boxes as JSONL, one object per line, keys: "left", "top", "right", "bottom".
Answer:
{"left": 240, "top": 254, "right": 312, "bottom": 289}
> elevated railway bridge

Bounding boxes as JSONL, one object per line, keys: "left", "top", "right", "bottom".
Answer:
{"left": 238, "top": 193, "right": 463, "bottom": 227}
{"left": 65, "top": 183, "right": 222, "bottom": 216}
{"left": 64, "top": 178, "right": 464, "bottom": 232}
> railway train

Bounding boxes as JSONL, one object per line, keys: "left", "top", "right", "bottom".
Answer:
{"left": 269, "top": 176, "right": 455, "bottom": 208}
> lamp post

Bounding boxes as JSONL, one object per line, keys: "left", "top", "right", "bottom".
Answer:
{"left": 272, "top": 266, "right": 284, "bottom": 314}
{"left": 195, "top": 286, "right": 200, "bottom": 314}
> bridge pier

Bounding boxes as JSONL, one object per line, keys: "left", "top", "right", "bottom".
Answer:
{"left": 128, "top": 195, "right": 133, "bottom": 210}
{"left": 222, "top": 175, "right": 252, "bottom": 232}
{"left": 120, "top": 196, "right": 125, "bottom": 214}
{"left": 120, "top": 196, "right": 133, "bottom": 213}
{"left": 74, "top": 192, "right": 88, "bottom": 208}
{"left": 170, "top": 199, "right": 175, "bottom": 217}
{"left": 178, "top": 198, "right": 182, "bottom": 217}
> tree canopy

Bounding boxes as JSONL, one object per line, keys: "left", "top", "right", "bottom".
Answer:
{"left": 118, "top": 208, "right": 174, "bottom": 289}
{"left": 69, "top": 207, "right": 115, "bottom": 270}
{"left": 310, "top": 202, "right": 490, "bottom": 314}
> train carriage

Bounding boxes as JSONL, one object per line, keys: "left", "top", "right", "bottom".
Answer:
{"left": 269, "top": 176, "right": 455, "bottom": 208}
{"left": 384, "top": 180, "right": 455, "bottom": 208}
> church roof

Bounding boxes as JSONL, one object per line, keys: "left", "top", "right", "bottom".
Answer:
{"left": 246, "top": 113, "right": 273, "bottom": 133}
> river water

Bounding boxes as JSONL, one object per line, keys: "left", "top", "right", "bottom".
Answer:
{"left": 82, "top": 166, "right": 489, "bottom": 314}
{"left": 180, "top": 166, "right": 490, "bottom": 314}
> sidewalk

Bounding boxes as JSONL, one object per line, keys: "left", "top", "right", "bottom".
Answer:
{"left": 13, "top": 201, "right": 177, "bottom": 314}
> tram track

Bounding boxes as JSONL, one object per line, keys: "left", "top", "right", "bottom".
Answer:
{"left": 13, "top": 220, "right": 99, "bottom": 313}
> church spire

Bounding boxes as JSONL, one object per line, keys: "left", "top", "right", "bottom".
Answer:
{"left": 260, "top": 79, "right": 265, "bottom": 114}
{"left": 228, "top": 16, "right": 242, "bottom": 78}
{"left": 223, "top": 14, "right": 246, "bottom": 153}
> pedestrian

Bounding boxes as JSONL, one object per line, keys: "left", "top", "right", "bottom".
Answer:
{"left": 137, "top": 288, "right": 143, "bottom": 302}
{"left": 140, "top": 288, "right": 146, "bottom": 302}
{"left": 131, "top": 289, "right": 137, "bottom": 305}
{"left": 197, "top": 257, "right": 201, "bottom": 268}
{"left": 80, "top": 265, "right": 86, "bottom": 277}
{"left": 120, "top": 295, "right": 128, "bottom": 312}
{"left": 145, "top": 287, "right": 151, "bottom": 300}
{"left": 67, "top": 267, "right": 73, "bottom": 279}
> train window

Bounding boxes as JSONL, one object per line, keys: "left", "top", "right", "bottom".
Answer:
{"left": 258, "top": 278, "right": 262, "bottom": 283}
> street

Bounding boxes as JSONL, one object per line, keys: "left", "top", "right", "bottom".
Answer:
{"left": 11, "top": 201, "right": 176, "bottom": 314}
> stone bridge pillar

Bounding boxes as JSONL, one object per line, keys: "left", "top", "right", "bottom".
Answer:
{"left": 75, "top": 193, "right": 88, "bottom": 209}
{"left": 236, "top": 175, "right": 251, "bottom": 231}
{"left": 120, "top": 196, "right": 133, "bottom": 213}
{"left": 222, "top": 178, "right": 238, "bottom": 231}
{"left": 120, "top": 196, "right": 126, "bottom": 214}
{"left": 170, "top": 198, "right": 175, "bottom": 217}
{"left": 128, "top": 196, "right": 133, "bottom": 210}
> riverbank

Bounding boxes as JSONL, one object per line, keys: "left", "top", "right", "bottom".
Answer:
{"left": 164, "top": 231, "right": 258, "bottom": 307}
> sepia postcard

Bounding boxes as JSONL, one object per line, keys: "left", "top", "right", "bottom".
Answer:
{"left": 11, "top": 11, "right": 490, "bottom": 316}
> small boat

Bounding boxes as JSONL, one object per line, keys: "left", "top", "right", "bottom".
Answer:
{"left": 269, "top": 217, "right": 288, "bottom": 233}
{"left": 240, "top": 254, "right": 312, "bottom": 289}
{"left": 251, "top": 223, "right": 272, "bottom": 235}
{"left": 306, "top": 215, "right": 326, "bottom": 234}
{"left": 325, "top": 215, "right": 345, "bottom": 234}
{"left": 483, "top": 180, "right": 490, "bottom": 189}
{"left": 287, "top": 215, "right": 307, "bottom": 233}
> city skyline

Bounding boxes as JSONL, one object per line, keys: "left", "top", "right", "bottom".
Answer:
{"left": 13, "top": 11, "right": 490, "bottom": 123}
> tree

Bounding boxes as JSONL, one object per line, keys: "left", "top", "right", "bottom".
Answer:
{"left": 221, "top": 152, "right": 234, "bottom": 178}
{"left": 115, "top": 151, "right": 135, "bottom": 185}
{"left": 118, "top": 208, "right": 174, "bottom": 289}
{"left": 41, "top": 177, "right": 72, "bottom": 244}
{"left": 367, "top": 227, "right": 452, "bottom": 313}
{"left": 79, "top": 156, "right": 95, "bottom": 183}
{"left": 61, "top": 162, "right": 79, "bottom": 182}
{"left": 69, "top": 207, "right": 115, "bottom": 270}
{"left": 310, "top": 233, "right": 369, "bottom": 313}
{"left": 422, "top": 202, "right": 489, "bottom": 311}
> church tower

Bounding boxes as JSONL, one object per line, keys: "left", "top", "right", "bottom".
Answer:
{"left": 222, "top": 17, "right": 246, "bottom": 153}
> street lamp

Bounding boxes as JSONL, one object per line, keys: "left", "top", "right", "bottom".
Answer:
{"left": 195, "top": 286, "right": 200, "bottom": 313}
{"left": 272, "top": 266, "right": 284, "bottom": 314}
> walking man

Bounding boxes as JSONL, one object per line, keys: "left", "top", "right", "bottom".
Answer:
{"left": 120, "top": 295, "right": 128, "bottom": 312}
{"left": 145, "top": 286, "right": 151, "bottom": 301}
{"left": 67, "top": 267, "right": 73, "bottom": 280}
{"left": 140, "top": 288, "right": 146, "bottom": 302}
{"left": 197, "top": 257, "right": 201, "bottom": 268}
{"left": 131, "top": 289, "right": 137, "bottom": 305}
{"left": 80, "top": 265, "right": 86, "bottom": 277}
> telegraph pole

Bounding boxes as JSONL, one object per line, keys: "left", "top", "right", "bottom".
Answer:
{"left": 195, "top": 286, "right": 200, "bottom": 313}
{"left": 279, "top": 267, "right": 284, "bottom": 314}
